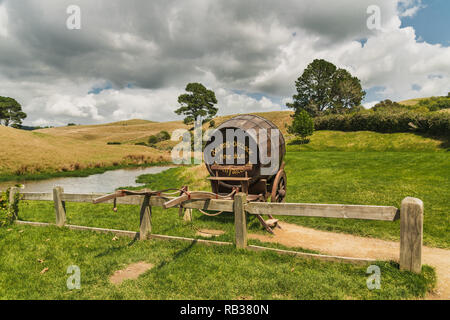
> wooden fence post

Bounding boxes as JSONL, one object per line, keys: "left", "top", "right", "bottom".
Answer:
{"left": 9, "top": 187, "right": 20, "bottom": 220}
{"left": 400, "top": 197, "right": 423, "bottom": 273}
{"left": 139, "top": 195, "right": 152, "bottom": 240}
{"left": 183, "top": 209, "right": 193, "bottom": 222}
{"left": 234, "top": 193, "right": 247, "bottom": 249}
{"left": 53, "top": 187, "right": 66, "bottom": 227}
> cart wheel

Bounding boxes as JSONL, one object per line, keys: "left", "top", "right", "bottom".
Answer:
{"left": 271, "top": 170, "right": 287, "bottom": 203}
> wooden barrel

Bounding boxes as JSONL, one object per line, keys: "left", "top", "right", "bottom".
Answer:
{"left": 204, "top": 114, "right": 285, "bottom": 188}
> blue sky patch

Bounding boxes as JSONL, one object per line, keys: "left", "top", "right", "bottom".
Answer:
{"left": 400, "top": 0, "right": 450, "bottom": 47}
{"left": 88, "top": 82, "right": 113, "bottom": 95}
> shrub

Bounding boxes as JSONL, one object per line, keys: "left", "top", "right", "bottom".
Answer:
{"left": 148, "top": 135, "right": 159, "bottom": 145}
{"left": 417, "top": 96, "right": 450, "bottom": 111}
{"left": 314, "top": 111, "right": 450, "bottom": 137}
{"left": 287, "top": 110, "right": 314, "bottom": 141}
{"left": 148, "top": 131, "right": 171, "bottom": 145}
{"left": 157, "top": 131, "right": 171, "bottom": 141}
{"left": 107, "top": 141, "right": 121, "bottom": 145}
{"left": 135, "top": 142, "right": 147, "bottom": 146}
{"left": 372, "top": 100, "right": 408, "bottom": 113}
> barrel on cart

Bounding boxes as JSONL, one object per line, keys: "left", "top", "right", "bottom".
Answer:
{"left": 204, "top": 115, "right": 287, "bottom": 232}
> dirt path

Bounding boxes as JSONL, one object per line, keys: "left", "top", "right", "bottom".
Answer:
{"left": 249, "top": 222, "right": 449, "bottom": 299}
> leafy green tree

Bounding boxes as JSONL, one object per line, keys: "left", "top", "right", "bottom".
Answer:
{"left": 175, "top": 83, "right": 218, "bottom": 125}
{"left": 287, "top": 109, "right": 314, "bottom": 141}
{"left": 287, "top": 59, "right": 365, "bottom": 117}
{"left": 330, "top": 69, "right": 366, "bottom": 114}
{"left": 0, "top": 97, "right": 27, "bottom": 128}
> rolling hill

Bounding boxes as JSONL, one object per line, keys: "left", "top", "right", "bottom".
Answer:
{"left": 0, "top": 109, "right": 446, "bottom": 177}
{"left": 0, "top": 124, "right": 169, "bottom": 176}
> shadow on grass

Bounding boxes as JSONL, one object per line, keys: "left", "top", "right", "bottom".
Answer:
{"left": 94, "top": 234, "right": 140, "bottom": 258}
{"left": 155, "top": 241, "right": 196, "bottom": 270}
{"left": 196, "top": 210, "right": 266, "bottom": 233}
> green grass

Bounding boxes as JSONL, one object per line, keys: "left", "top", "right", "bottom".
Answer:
{"left": 2, "top": 130, "right": 447, "bottom": 299}
{"left": 282, "top": 151, "right": 449, "bottom": 248}
{"left": 132, "top": 150, "right": 449, "bottom": 248}
{"left": 8, "top": 159, "right": 440, "bottom": 299}
{"left": 132, "top": 151, "right": 449, "bottom": 248}
{"left": 287, "top": 131, "right": 447, "bottom": 152}
{"left": 0, "top": 224, "right": 436, "bottom": 299}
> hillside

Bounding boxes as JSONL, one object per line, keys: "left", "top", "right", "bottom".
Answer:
{"left": 1, "top": 109, "right": 446, "bottom": 177}
{"left": 399, "top": 98, "right": 424, "bottom": 106}
{"left": 0, "top": 125, "right": 169, "bottom": 176}
{"left": 36, "top": 111, "right": 294, "bottom": 144}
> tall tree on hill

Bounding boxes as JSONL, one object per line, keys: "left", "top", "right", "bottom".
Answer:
{"left": 175, "top": 83, "right": 218, "bottom": 125}
{"left": 0, "top": 96, "right": 27, "bottom": 128}
{"left": 287, "top": 59, "right": 365, "bottom": 117}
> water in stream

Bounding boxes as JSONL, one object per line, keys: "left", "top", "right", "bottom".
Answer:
{"left": 0, "top": 166, "right": 172, "bottom": 193}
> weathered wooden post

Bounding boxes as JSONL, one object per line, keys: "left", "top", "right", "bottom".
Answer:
{"left": 179, "top": 186, "right": 192, "bottom": 222}
{"left": 139, "top": 195, "right": 152, "bottom": 240}
{"left": 53, "top": 187, "right": 66, "bottom": 227}
{"left": 234, "top": 193, "right": 247, "bottom": 249}
{"left": 400, "top": 197, "right": 423, "bottom": 273}
{"left": 8, "top": 187, "right": 20, "bottom": 220}
{"left": 183, "top": 208, "right": 193, "bottom": 222}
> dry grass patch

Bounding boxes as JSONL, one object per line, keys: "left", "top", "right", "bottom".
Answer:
{"left": 0, "top": 125, "right": 170, "bottom": 175}
{"left": 109, "top": 262, "right": 154, "bottom": 285}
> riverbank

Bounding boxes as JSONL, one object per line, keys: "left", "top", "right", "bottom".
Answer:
{"left": 0, "top": 161, "right": 173, "bottom": 184}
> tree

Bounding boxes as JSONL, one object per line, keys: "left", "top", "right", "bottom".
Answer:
{"left": 175, "top": 83, "right": 218, "bottom": 125}
{"left": 0, "top": 97, "right": 27, "bottom": 128}
{"left": 287, "top": 109, "right": 314, "bottom": 142}
{"left": 287, "top": 59, "right": 365, "bottom": 117}
{"left": 330, "top": 69, "right": 366, "bottom": 114}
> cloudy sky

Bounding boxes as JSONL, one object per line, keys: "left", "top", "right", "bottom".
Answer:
{"left": 0, "top": 0, "right": 449, "bottom": 126}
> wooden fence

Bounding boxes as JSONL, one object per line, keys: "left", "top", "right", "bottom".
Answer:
{"left": 9, "top": 187, "right": 423, "bottom": 273}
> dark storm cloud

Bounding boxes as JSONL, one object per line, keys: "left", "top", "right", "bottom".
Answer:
{"left": 1, "top": 0, "right": 387, "bottom": 90}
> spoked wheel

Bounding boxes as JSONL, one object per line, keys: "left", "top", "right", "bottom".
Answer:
{"left": 266, "top": 169, "right": 286, "bottom": 230}
{"left": 271, "top": 169, "right": 287, "bottom": 203}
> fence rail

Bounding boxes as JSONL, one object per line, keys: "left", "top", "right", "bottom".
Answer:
{"left": 10, "top": 187, "right": 423, "bottom": 273}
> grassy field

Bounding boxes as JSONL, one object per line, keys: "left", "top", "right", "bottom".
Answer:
{"left": 131, "top": 150, "right": 449, "bottom": 248}
{"left": 1, "top": 109, "right": 447, "bottom": 299}
{"left": 7, "top": 147, "right": 444, "bottom": 299}
{"left": 1, "top": 202, "right": 436, "bottom": 300}
{"left": 282, "top": 151, "right": 449, "bottom": 248}
{"left": 287, "top": 131, "right": 448, "bottom": 152}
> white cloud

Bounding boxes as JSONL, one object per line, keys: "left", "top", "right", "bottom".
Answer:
{"left": 363, "top": 101, "right": 380, "bottom": 109}
{"left": 0, "top": 4, "right": 8, "bottom": 37}
{"left": 398, "top": 0, "right": 425, "bottom": 17}
{"left": 0, "top": 0, "right": 448, "bottom": 127}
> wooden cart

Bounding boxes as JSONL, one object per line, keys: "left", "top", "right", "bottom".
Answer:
{"left": 205, "top": 115, "right": 287, "bottom": 233}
